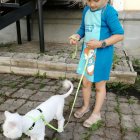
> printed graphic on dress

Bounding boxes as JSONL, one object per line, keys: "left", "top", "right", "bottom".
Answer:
{"left": 85, "top": 25, "right": 94, "bottom": 32}
{"left": 84, "top": 48, "right": 96, "bottom": 76}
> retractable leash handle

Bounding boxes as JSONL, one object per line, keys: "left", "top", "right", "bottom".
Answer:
{"left": 69, "top": 35, "right": 79, "bottom": 59}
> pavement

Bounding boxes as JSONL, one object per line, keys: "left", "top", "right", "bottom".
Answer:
{"left": 0, "top": 41, "right": 139, "bottom": 140}
{"left": 0, "top": 73, "right": 140, "bottom": 140}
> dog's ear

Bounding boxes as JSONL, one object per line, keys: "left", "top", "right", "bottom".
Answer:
{"left": 4, "top": 111, "right": 11, "bottom": 118}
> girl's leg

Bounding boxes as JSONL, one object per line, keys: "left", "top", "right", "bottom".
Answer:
{"left": 93, "top": 81, "right": 106, "bottom": 115}
{"left": 74, "top": 76, "right": 92, "bottom": 118}
{"left": 83, "top": 81, "right": 106, "bottom": 127}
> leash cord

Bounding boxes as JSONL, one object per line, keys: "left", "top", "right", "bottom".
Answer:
{"left": 64, "top": 56, "right": 89, "bottom": 128}
{"left": 26, "top": 37, "right": 89, "bottom": 131}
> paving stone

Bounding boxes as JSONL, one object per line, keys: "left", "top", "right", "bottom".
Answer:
{"left": 0, "top": 99, "right": 26, "bottom": 112}
{"left": 2, "top": 74, "right": 22, "bottom": 82}
{"left": 106, "top": 100, "right": 118, "bottom": 112}
{"left": 41, "top": 78, "right": 52, "bottom": 83}
{"left": 130, "top": 104, "right": 140, "bottom": 115}
{"left": 105, "top": 112, "right": 120, "bottom": 129}
{"left": 24, "top": 77, "right": 36, "bottom": 83}
{"left": 4, "top": 88, "right": 18, "bottom": 96}
{"left": 89, "top": 135, "right": 105, "bottom": 140}
{"left": 45, "top": 126, "right": 55, "bottom": 139}
{"left": 106, "top": 92, "right": 117, "bottom": 101}
{"left": 0, "top": 112, "right": 4, "bottom": 124}
{"left": 133, "top": 115, "right": 140, "bottom": 127}
{"left": 65, "top": 95, "right": 75, "bottom": 106}
{"left": 33, "top": 78, "right": 43, "bottom": 84}
{"left": 24, "top": 83, "right": 40, "bottom": 90}
{"left": 17, "top": 101, "right": 41, "bottom": 114}
{"left": 40, "top": 85, "right": 60, "bottom": 92}
{"left": 54, "top": 122, "right": 75, "bottom": 140}
{"left": 73, "top": 97, "right": 83, "bottom": 107}
{"left": 123, "top": 131, "right": 139, "bottom": 140}
{"left": 11, "top": 88, "right": 36, "bottom": 99}
{"left": 120, "top": 103, "right": 133, "bottom": 115}
{"left": 104, "top": 128, "right": 122, "bottom": 140}
{"left": 91, "top": 127, "right": 105, "bottom": 137}
{"left": 101, "top": 101, "right": 108, "bottom": 111}
{"left": 121, "top": 114, "right": 136, "bottom": 131}
{"left": 73, "top": 123, "right": 88, "bottom": 140}
{"left": 29, "top": 91, "right": 54, "bottom": 102}
{"left": 118, "top": 96, "right": 129, "bottom": 103}
{"left": 0, "top": 134, "right": 11, "bottom": 140}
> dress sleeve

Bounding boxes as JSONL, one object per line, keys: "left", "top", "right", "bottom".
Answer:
{"left": 106, "top": 7, "right": 124, "bottom": 35}
{"left": 76, "top": 6, "right": 89, "bottom": 39}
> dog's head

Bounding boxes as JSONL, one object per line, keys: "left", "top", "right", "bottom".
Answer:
{"left": 3, "top": 111, "right": 23, "bottom": 139}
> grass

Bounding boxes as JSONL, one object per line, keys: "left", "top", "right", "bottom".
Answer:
{"left": 128, "top": 98, "right": 135, "bottom": 104}
{"left": 0, "top": 43, "right": 13, "bottom": 48}
{"left": 106, "top": 75, "right": 140, "bottom": 100}
{"left": 113, "top": 53, "right": 120, "bottom": 69}
{"left": 133, "top": 127, "right": 140, "bottom": 133}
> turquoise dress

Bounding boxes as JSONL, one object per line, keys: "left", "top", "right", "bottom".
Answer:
{"left": 76, "top": 4, "right": 124, "bottom": 82}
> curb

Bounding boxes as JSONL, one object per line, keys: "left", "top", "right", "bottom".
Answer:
{"left": 0, "top": 52, "right": 137, "bottom": 84}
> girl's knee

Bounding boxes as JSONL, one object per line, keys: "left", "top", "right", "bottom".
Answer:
{"left": 83, "top": 79, "right": 92, "bottom": 88}
{"left": 95, "top": 81, "right": 106, "bottom": 93}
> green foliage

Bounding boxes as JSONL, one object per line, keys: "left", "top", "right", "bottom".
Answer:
{"left": 128, "top": 98, "right": 135, "bottom": 104}
{"left": 113, "top": 53, "right": 120, "bottom": 69}
{"left": 133, "top": 127, "right": 140, "bottom": 133}
{"left": 132, "top": 58, "right": 140, "bottom": 66}
{"left": 106, "top": 76, "right": 140, "bottom": 99}
{"left": 0, "top": 43, "right": 13, "bottom": 48}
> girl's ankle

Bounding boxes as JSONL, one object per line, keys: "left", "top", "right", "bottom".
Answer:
{"left": 82, "top": 105, "right": 89, "bottom": 110}
{"left": 92, "top": 111, "right": 101, "bottom": 116}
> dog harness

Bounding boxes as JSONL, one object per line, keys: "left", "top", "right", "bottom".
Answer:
{"left": 27, "top": 108, "right": 59, "bottom": 132}
{"left": 28, "top": 109, "right": 43, "bottom": 131}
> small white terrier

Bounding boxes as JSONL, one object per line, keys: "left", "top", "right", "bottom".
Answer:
{"left": 3, "top": 80, "right": 73, "bottom": 140}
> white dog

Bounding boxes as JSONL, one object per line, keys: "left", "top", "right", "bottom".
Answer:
{"left": 3, "top": 80, "right": 73, "bottom": 140}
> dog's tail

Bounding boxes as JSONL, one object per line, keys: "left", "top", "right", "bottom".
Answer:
{"left": 62, "top": 80, "right": 73, "bottom": 98}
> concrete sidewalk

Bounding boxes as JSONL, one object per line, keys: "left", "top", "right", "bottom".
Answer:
{"left": 0, "top": 73, "right": 140, "bottom": 140}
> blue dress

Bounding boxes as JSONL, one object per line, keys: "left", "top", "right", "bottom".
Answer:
{"left": 76, "top": 4, "right": 124, "bottom": 83}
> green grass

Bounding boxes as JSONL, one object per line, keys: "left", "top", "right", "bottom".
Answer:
{"left": 0, "top": 43, "right": 13, "bottom": 48}
{"left": 133, "top": 127, "right": 140, "bottom": 133}
{"left": 128, "top": 98, "right": 135, "bottom": 104}
{"left": 113, "top": 53, "right": 120, "bottom": 69}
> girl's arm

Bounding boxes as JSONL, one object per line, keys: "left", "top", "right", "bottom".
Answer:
{"left": 104, "top": 34, "right": 124, "bottom": 46}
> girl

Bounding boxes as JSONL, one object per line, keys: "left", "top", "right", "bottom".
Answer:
{"left": 69, "top": 0, "right": 124, "bottom": 128}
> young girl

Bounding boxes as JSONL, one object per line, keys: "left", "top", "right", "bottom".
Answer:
{"left": 69, "top": 0, "right": 124, "bottom": 128}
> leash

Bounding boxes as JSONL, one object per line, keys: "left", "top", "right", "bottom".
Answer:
{"left": 27, "top": 56, "right": 89, "bottom": 132}
{"left": 64, "top": 54, "right": 89, "bottom": 128}
{"left": 26, "top": 36, "right": 89, "bottom": 131}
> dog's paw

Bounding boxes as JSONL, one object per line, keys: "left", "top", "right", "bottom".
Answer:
{"left": 57, "top": 128, "right": 64, "bottom": 133}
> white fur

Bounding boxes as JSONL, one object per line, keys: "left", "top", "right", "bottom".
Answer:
{"left": 3, "top": 80, "right": 73, "bottom": 140}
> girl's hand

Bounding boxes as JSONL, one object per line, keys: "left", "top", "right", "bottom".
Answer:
{"left": 69, "top": 34, "right": 80, "bottom": 45}
{"left": 86, "top": 39, "right": 102, "bottom": 49}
